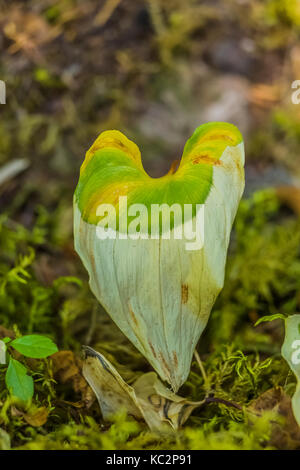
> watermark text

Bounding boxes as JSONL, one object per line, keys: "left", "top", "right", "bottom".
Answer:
{"left": 96, "top": 196, "right": 205, "bottom": 251}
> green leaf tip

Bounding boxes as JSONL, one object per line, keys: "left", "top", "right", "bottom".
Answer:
{"left": 75, "top": 122, "right": 244, "bottom": 227}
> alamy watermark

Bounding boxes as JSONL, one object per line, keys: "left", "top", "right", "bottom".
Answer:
{"left": 291, "top": 80, "right": 300, "bottom": 104}
{"left": 96, "top": 196, "right": 205, "bottom": 251}
{"left": 291, "top": 339, "right": 300, "bottom": 365}
{"left": 0, "top": 80, "right": 6, "bottom": 104}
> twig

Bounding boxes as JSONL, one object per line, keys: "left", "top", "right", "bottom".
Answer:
{"left": 0, "top": 159, "right": 29, "bottom": 188}
{"left": 193, "top": 351, "right": 243, "bottom": 412}
{"left": 94, "top": 0, "right": 122, "bottom": 27}
{"left": 85, "top": 302, "right": 98, "bottom": 345}
{"left": 204, "top": 395, "right": 243, "bottom": 411}
{"left": 194, "top": 350, "right": 209, "bottom": 390}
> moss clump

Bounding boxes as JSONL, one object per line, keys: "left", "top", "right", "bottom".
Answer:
{"left": 0, "top": 188, "right": 299, "bottom": 449}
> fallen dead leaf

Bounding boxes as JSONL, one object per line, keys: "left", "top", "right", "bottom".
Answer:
{"left": 82, "top": 346, "right": 206, "bottom": 432}
{"left": 11, "top": 406, "right": 49, "bottom": 427}
{"left": 2, "top": 7, "right": 60, "bottom": 60}
{"left": 249, "top": 387, "right": 300, "bottom": 450}
{"left": 23, "top": 407, "right": 49, "bottom": 427}
{"left": 51, "top": 350, "right": 94, "bottom": 408}
{"left": 10, "top": 406, "right": 24, "bottom": 418}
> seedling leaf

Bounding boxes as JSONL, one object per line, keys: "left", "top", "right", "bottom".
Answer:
{"left": 10, "top": 335, "right": 58, "bottom": 358}
{"left": 254, "top": 313, "right": 286, "bottom": 327}
{"left": 5, "top": 358, "right": 34, "bottom": 402}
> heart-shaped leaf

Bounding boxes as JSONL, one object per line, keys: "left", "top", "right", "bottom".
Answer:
{"left": 74, "top": 122, "right": 245, "bottom": 390}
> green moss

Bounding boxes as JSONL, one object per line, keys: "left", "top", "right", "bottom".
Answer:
{"left": 0, "top": 187, "right": 299, "bottom": 449}
{"left": 207, "top": 189, "right": 300, "bottom": 349}
{"left": 1, "top": 0, "right": 300, "bottom": 450}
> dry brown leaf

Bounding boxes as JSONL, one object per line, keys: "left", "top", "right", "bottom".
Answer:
{"left": 276, "top": 186, "right": 300, "bottom": 216}
{"left": 52, "top": 350, "right": 79, "bottom": 382}
{"left": 249, "top": 84, "right": 280, "bottom": 109}
{"left": 51, "top": 351, "right": 94, "bottom": 408}
{"left": 10, "top": 406, "right": 24, "bottom": 418}
{"left": 82, "top": 346, "right": 205, "bottom": 432}
{"left": 2, "top": 7, "right": 60, "bottom": 60}
{"left": 0, "top": 325, "right": 15, "bottom": 340}
{"left": 23, "top": 407, "right": 49, "bottom": 427}
{"left": 11, "top": 406, "right": 48, "bottom": 427}
{"left": 58, "top": 400, "right": 86, "bottom": 409}
{"left": 249, "top": 387, "right": 300, "bottom": 450}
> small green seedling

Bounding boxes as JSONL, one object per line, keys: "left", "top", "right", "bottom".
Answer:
{"left": 1, "top": 334, "right": 58, "bottom": 402}
{"left": 255, "top": 313, "right": 300, "bottom": 426}
{"left": 281, "top": 315, "right": 300, "bottom": 426}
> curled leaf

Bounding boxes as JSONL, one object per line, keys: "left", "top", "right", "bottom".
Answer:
{"left": 23, "top": 406, "right": 49, "bottom": 427}
{"left": 51, "top": 350, "right": 94, "bottom": 406}
{"left": 11, "top": 406, "right": 49, "bottom": 427}
{"left": 82, "top": 346, "right": 204, "bottom": 432}
{"left": 74, "top": 123, "right": 245, "bottom": 390}
{"left": 254, "top": 313, "right": 286, "bottom": 327}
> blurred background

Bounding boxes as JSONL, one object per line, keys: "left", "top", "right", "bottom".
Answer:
{"left": 1, "top": 0, "right": 300, "bottom": 450}
{"left": 1, "top": 0, "right": 300, "bottom": 196}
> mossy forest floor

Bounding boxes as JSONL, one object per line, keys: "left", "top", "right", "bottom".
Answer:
{"left": 0, "top": 0, "right": 300, "bottom": 450}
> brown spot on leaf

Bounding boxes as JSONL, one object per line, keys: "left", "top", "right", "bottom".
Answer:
{"left": 167, "top": 159, "right": 180, "bottom": 175}
{"left": 128, "top": 304, "right": 138, "bottom": 326}
{"left": 159, "top": 352, "right": 171, "bottom": 375}
{"left": 204, "top": 134, "right": 235, "bottom": 142}
{"left": 149, "top": 341, "right": 157, "bottom": 358}
{"left": 89, "top": 252, "right": 96, "bottom": 273}
{"left": 173, "top": 351, "right": 178, "bottom": 367}
{"left": 181, "top": 284, "right": 188, "bottom": 304}
{"left": 149, "top": 394, "right": 162, "bottom": 408}
{"left": 192, "top": 155, "right": 221, "bottom": 166}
